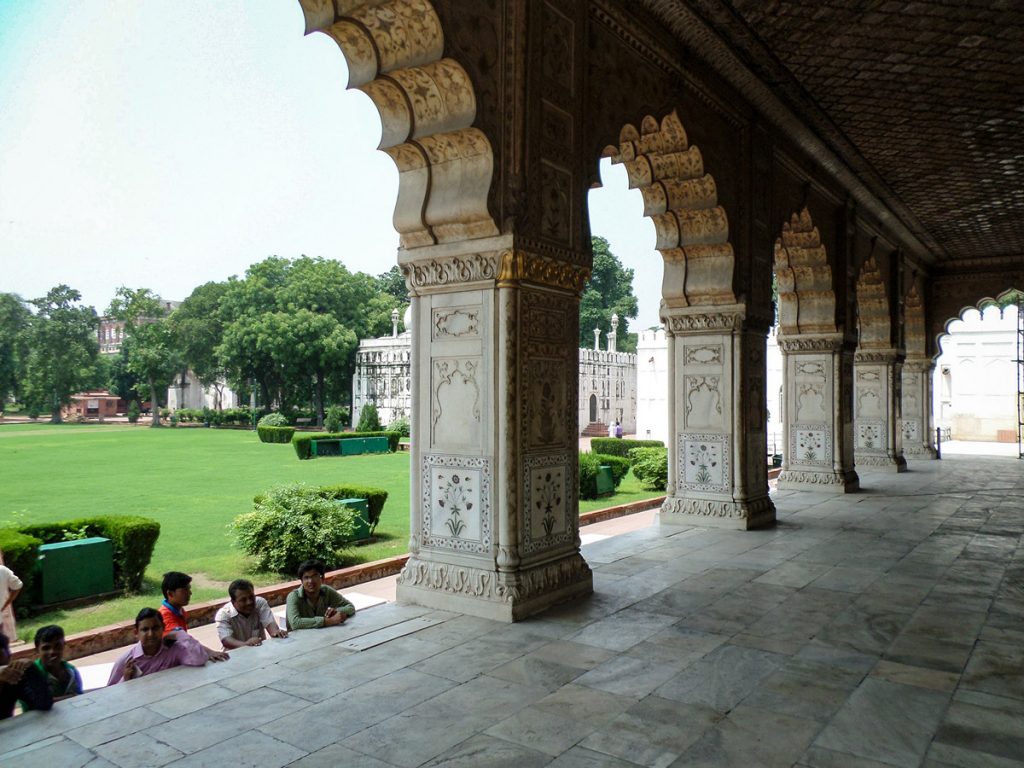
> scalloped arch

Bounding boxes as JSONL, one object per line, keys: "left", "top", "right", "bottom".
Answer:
{"left": 299, "top": 0, "right": 499, "bottom": 249}
{"left": 935, "top": 287, "right": 1023, "bottom": 358}
{"left": 773, "top": 208, "right": 836, "bottom": 336}
{"left": 604, "top": 111, "right": 736, "bottom": 307}
{"left": 855, "top": 255, "right": 890, "bottom": 349}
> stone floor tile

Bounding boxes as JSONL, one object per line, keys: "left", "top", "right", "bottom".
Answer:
{"left": 145, "top": 682, "right": 237, "bottom": 718}
{"left": 486, "top": 704, "right": 597, "bottom": 756}
{"left": 961, "top": 641, "right": 1024, "bottom": 700}
{"left": 925, "top": 742, "right": 1024, "bottom": 767}
{"left": 934, "top": 689, "right": 1024, "bottom": 764}
{"left": 487, "top": 654, "right": 587, "bottom": 690}
{"left": 813, "top": 677, "right": 951, "bottom": 766}
{"left": 816, "top": 603, "right": 908, "bottom": 656}
{"left": 64, "top": 705, "right": 168, "bottom": 748}
{"left": 408, "top": 614, "right": 505, "bottom": 648}
{"left": 91, "top": 732, "right": 186, "bottom": 768}
{"left": 567, "top": 609, "right": 678, "bottom": 651}
{"left": 670, "top": 704, "right": 821, "bottom": 767}
{"left": 0, "top": 736, "right": 98, "bottom": 768}
{"left": 574, "top": 652, "right": 683, "bottom": 699}
{"left": 288, "top": 744, "right": 399, "bottom": 767}
{"left": 809, "top": 565, "right": 883, "bottom": 594}
{"left": 422, "top": 734, "right": 551, "bottom": 767}
{"left": 533, "top": 683, "right": 637, "bottom": 726}
{"left": 547, "top": 745, "right": 642, "bottom": 767}
{"left": 869, "top": 659, "right": 960, "bottom": 692}
{"left": 410, "top": 635, "right": 528, "bottom": 683}
{"left": 885, "top": 634, "right": 976, "bottom": 674}
{"left": 170, "top": 730, "right": 306, "bottom": 767}
{"left": 743, "top": 658, "right": 862, "bottom": 722}
{"left": 798, "top": 744, "right": 908, "bottom": 768}
{"left": 529, "top": 639, "right": 617, "bottom": 670}
{"left": 427, "top": 673, "right": 550, "bottom": 718}
{"left": 794, "top": 639, "right": 879, "bottom": 674}
{"left": 654, "top": 643, "right": 787, "bottom": 713}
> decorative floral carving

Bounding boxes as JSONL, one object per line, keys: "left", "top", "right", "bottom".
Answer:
{"left": 405, "top": 253, "right": 498, "bottom": 289}
{"left": 437, "top": 473, "right": 473, "bottom": 537}
{"left": 432, "top": 358, "right": 481, "bottom": 430}
{"left": 421, "top": 455, "right": 491, "bottom": 554}
{"left": 678, "top": 434, "right": 730, "bottom": 492}
{"left": 794, "top": 428, "right": 829, "bottom": 465}
{"left": 432, "top": 306, "right": 480, "bottom": 339}
{"left": 684, "top": 344, "right": 722, "bottom": 365}
{"left": 522, "top": 454, "right": 575, "bottom": 554}
{"left": 665, "top": 312, "right": 745, "bottom": 332}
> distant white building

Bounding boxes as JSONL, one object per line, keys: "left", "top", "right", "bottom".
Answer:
{"left": 935, "top": 304, "right": 1020, "bottom": 442}
{"left": 167, "top": 372, "right": 239, "bottom": 411}
{"left": 578, "top": 314, "right": 637, "bottom": 435}
{"left": 352, "top": 308, "right": 412, "bottom": 427}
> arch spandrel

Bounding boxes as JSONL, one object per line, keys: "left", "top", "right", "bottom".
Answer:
{"left": 298, "top": 0, "right": 498, "bottom": 249}
{"left": 607, "top": 111, "right": 736, "bottom": 308}
{"left": 774, "top": 208, "right": 837, "bottom": 336}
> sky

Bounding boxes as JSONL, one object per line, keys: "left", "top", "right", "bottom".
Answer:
{"left": 0, "top": 0, "right": 662, "bottom": 329}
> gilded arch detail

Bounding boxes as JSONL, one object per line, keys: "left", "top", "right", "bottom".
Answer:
{"left": 299, "top": 0, "right": 499, "bottom": 249}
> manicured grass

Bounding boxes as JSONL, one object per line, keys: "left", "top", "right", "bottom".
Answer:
{"left": 0, "top": 424, "right": 662, "bottom": 640}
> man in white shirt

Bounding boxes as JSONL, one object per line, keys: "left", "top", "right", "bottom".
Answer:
{"left": 214, "top": 579, "right": 287, "bottom": 649}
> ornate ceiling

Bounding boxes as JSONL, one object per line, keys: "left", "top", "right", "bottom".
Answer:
{"left": 637, "top": 0, "right": 1024, "bottom": 266}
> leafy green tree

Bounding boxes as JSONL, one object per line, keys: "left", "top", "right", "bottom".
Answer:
{"left": 108, "top": 287, "right": 183, "bottom": 427}
{"left": 356, "top": 402, "right": 382, "bottom": 432}
{"left": 22, "top": 286, "right": 99, "bottom": 423}
{"left": 376, "top": 265, "right": 409, "bottom": 304}
{"left": 107, "top": 345, "right": 143, "bottom": 410}
{"left": 579, "top": 236, "right": 639, "bottom": 353}
{"left": 0, "top": 293, "right": 31, "bottom": 406}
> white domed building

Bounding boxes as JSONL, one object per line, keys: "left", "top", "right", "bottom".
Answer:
{"left": 351, "top": 306, "right": 413, "bottom": 427}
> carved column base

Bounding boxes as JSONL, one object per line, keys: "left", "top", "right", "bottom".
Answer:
{"left": 396, "top": 553, "right": 593, "bottom": 622}
{"left": 777, "top": 468, "right": 860, "bottom": 493}
{"left": 904, "top": 446, "right": 938, "bottom": 460}
{"left": 659, "top": 495, "right": 776, "bottom": 530}
{"left": 856, "top": 453, "right": 908, "bottom": 472}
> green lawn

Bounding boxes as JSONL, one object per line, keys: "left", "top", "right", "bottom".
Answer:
{"left": 0, "top": 423, "right": 661, "bottom": 640}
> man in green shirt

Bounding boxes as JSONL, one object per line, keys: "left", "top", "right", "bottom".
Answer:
{"left": 285, "top": 559, "right": 355, "bottom": 630}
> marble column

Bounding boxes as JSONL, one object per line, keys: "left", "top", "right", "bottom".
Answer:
{"left": 853, "top": 349, "right": 907, "bottom": 471}
{"left": 395, "top": 238, "right": 593, "bottom": 621}
{"left": 659, "top": 306, "right": 775, "bottom": 530}
{"left": 900, "top": 357, "right": 938, "bottom": 459}
{"left": 777, "top": 334, "right": 860, "bottom": 492}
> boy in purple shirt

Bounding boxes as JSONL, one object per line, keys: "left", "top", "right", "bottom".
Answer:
{"left": 107, "top": 608, "right": 228, "bottom": 685}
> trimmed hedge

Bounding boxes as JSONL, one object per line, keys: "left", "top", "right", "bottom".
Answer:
{"left": 579, "top": 452, "right": 629, "bottom": 500}
{"left": 292, "top": 431, "right": 401, "bottom": 460}
{"left": 254, "top": 483, "right": 389, "bottom": 533}
{"left": 0, "top": 528, "right": 42, "bottom": 607}
{"left": 590, "top": 437, "right": 665, "bottom": 460}
{"left": 257, "top": 425, "right": 296, "bottom": 443}
{"left": 15, "top": 516, "right": 160, "bottom": 593}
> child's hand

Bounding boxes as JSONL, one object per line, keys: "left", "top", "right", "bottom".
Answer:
{"left": 207, "top": 648, "right": 229, "bottom": 662}
{"left": 123, "top": 656, "right": 139, "bottom": 680}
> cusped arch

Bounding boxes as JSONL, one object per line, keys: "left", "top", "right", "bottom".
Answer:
{"left": 855, "top": 255, "right": 890, "bottom": 348}
{"left": 299, "top": 0, "right": 498, "bottom": 248}
{"left": 935, "top": 288, "right": 1023, "bottom": 358}
{"left": 603, "top": 111, "right": 736, "bottom": 307}
{"left": 773, "top": 208, "right": 836, "bottom": 336}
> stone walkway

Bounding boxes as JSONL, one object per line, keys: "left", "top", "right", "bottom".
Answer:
{"left": 2, "top": 455, "right": 1022, "bottom": 767}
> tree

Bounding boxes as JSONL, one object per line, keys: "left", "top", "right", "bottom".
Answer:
{"left": 0, "top": 293, "right": 31, "bottom": 406}
{"left": 171, "top": 282, "right": 231, "bottom": 409}
{"left": 376, "top": 265, "right": 409, "bottom": 305}
{"left": 22, "top": 286, "right": 99, "bottom": 423}
{"left": 108, "top": 287, "right": 183, "bottom": 427}
{"left": 579, "top": 236, "right": 640, "bottom": 353}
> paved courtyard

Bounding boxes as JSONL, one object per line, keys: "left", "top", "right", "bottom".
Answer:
{"left": 2, "top": 454, "right": 1022, "bottom": 767}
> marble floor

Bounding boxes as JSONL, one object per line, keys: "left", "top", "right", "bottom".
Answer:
{"left": 2, "top": 454, "right": 1022, "bottom": 767}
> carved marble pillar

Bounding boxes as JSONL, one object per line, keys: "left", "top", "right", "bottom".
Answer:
{"left": 900, "top": 357, "right": 938, "bottom": 459}
{"left": 395, "top": 238, "right": 593, "bottom": 621}
{"left": 777, "top": 334, "right": 860, "bottom": 492}
{"left": 853, "top": 350, "right": 907, "bottom": 471}
{"left": 659, "top": 306, "right": 775, "bottom": 530}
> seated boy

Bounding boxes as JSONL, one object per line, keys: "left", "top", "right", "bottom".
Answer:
{"left": 158, "top": 571, "right": 193, "bottom": 635}
{"left": 285, "top": 560, "right": 355, "bottom": 630}
{"left": 108, "top": 608, "right": 228, "bottom": 685}
{"left": 0, "top": 631, "right": 52, "bottom": 718}
{"left": 32, "top": 625, "right": 82, "bottom": 701}
{"left": 215, "top": 579, "right": 287, "bottom": 649}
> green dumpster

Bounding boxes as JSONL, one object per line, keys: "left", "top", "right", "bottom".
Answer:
{"left": 596, "top": 465, "right": 615, "bottom": 497}
{"left": 33, "top": 537, "right": 115, "bottom": 604}
{"left": 341, "top": 438, "right": 366, "bottom": 455}
{"left": 336, "top": 498, "right": 371, "bottom": 541}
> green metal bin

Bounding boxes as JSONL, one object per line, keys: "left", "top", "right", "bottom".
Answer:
{"left": 336, "top": 498, "right": 371, "bottom": 541}
{"left": 33, "top": 537, "right": 115, "bottom": 604}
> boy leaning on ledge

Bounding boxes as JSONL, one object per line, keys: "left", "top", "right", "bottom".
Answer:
{"left": 285, "top": 560, "right": 355, "bottom": 630}
{"left": 108, "top": 608, "right": 228, "bottom": 685}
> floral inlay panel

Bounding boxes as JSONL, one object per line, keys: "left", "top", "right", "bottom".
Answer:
{"left": 791, "top": 427, "right": 832, "bottom": 466}
{"left": 857, "top": 421, "right": 885, "bottom": 450}
{"left": 901, "top": 420, "right": 919, "bottom": 442}
{"left": 679, "top": 433, "right": 731, "bottom": 493}
{"left": 421, "top": 454, "right": 491, "bottom": 554}
{"left": 522, "top": 454, "right": 574, "bottom": 554}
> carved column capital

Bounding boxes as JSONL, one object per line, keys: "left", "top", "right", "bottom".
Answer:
{"left": 661, "top": 303, "right": 747, "bottom": 334}
{"left": 854, "top": 348, "right": 904, "bottom": 364}
{"left": 777, "top": 333, "right": 845, "bottom": 353}
{"left": 497, "top": 246, "right": 591, "bottom": 293}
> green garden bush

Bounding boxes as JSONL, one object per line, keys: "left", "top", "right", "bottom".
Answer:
{"left": 291, "top": 431, "right": 401, "bottom": 460}
{"left": 324, "top": 405, "right": 347, "bottom": 433}
{"left": 590, "top": 437, "right": 665, "bottom": 460}
{"left": 356, "top": 403, "right": 382, "bottom": 432}
{"left": 257, "top": 425, "right": 296, "bottom": 443}
{"left": 387, "top": 416, "right": 411, "bottom": 438}
{"left": 578, "top": 452, "right": 628, "bottom": 500}
{"left": 317, "top": 484, "right": 389, "bottom": 532}
{"left": 233, "top": 483, "right": 359, "bottom": 573}
{"left": 127, "top": 401, "right": 140, "bottom": 423}
{"left": 628, "top": 447, "right": 668, "bottom": 491}
{"left": 0, "top": 528, "right": 42, "bottom": 608}
{"left": 14, "top": 515, "right": 160, "bottom": 593}
{"left": 257, "top": 412, "right": 290, "bottom": 427}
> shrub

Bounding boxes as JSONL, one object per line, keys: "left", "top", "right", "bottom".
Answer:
{"left": 257, "top": 425, "right": 296, "bottom": 443}
{"left": 629, "top": 447, "right": 668, "bottom": 491}
{"left": 324, "top": 405, "right": 346, "bottom": 433}
{"left": 356, "top": 403, "right": 382, "bottom": 432}
{"left": 0, "top": 528, "right": 42, "bottom": 607}
{"left": 232, "top": 483, "right": 359, "bottom": 573}
{"left": 579, "top": 453, "right": 631, "bottom": 500}
{"left": 258, "top": 412, "right": 290, "bottom": 427}
{"left": 590, "top": 437, "right": 665, "bottom": 460}
{"left": 15, "top": 515, "right": 160, "bottom": 593}
{"left": 317, "top": 484, "right": 389, "bottom": 532}
{"left": 291, "top": 431, "right": 401, "bottom": 460}
{"left": 593, "top": 453, "right": 630, "bottom": 487}
{"left": 387, "top": 416, "right": 411, "bottom": 438}
{"left": 127, "top": 401, "right": 140, "bottom": 423}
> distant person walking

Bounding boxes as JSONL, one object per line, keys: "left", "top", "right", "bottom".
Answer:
{"left": 0, "top": 552, "right": 22, "bottom": 642}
